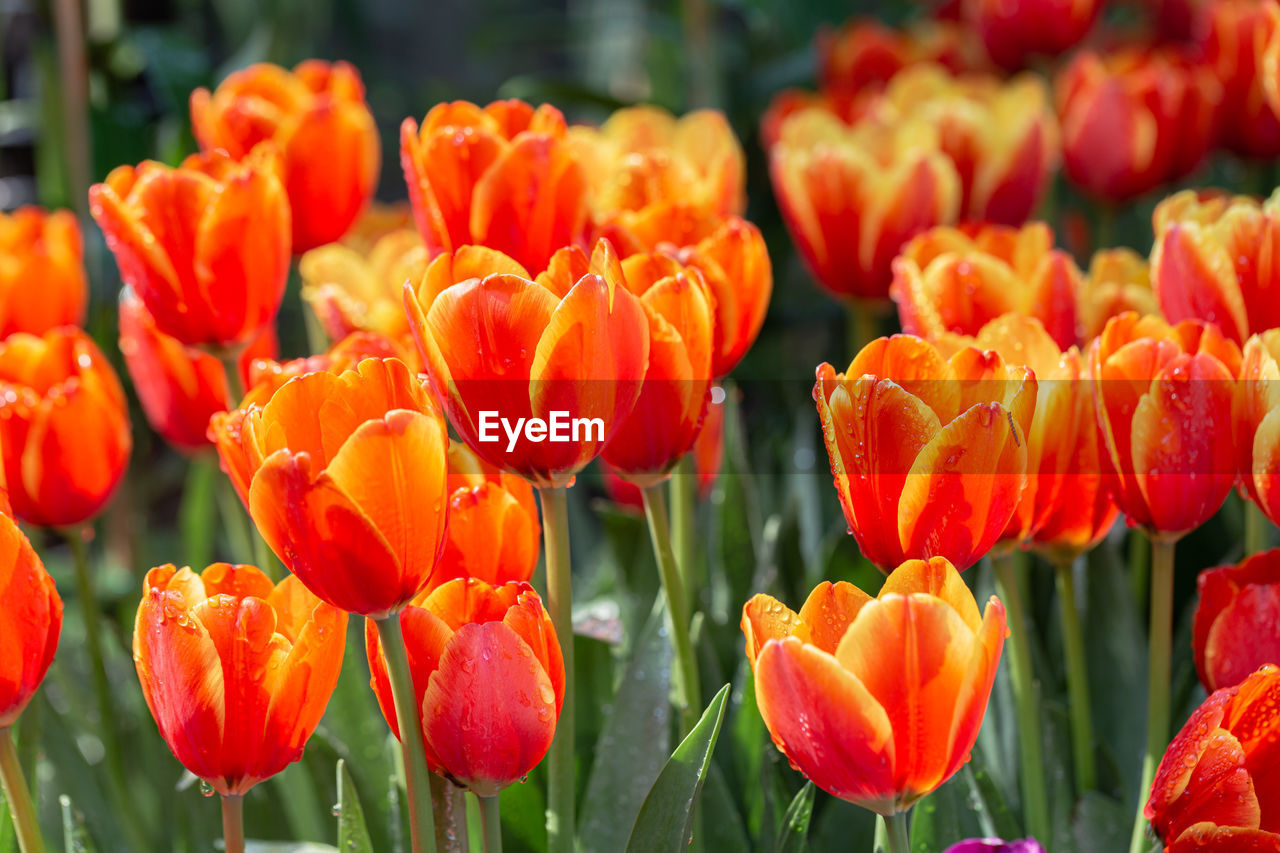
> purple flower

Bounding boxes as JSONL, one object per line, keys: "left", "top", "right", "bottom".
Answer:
{"left": 943, "top": 840, "right": 1045, "bottom": 853}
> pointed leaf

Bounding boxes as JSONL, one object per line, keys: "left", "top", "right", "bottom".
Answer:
{"left": 336, "top": 759, "right": 374, "bottom": 853}
{"left": 774, "top": 781, "right": 815, "bottom": 853}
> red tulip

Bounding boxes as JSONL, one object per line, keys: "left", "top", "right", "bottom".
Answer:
{"left": 0, "top": 507, "right": 61, "bottom": 728}
{"left": 0, "top": 207, "right": 86, "bottom": 337}
{"left": 1194, "top": 550, "right": 1280, "bottom": 692}
{"left": 964, "top": 0, "right": 1105, "bottom": 70}
{"left": 1202, "top": 0, "right": 1280, "bottom": 159}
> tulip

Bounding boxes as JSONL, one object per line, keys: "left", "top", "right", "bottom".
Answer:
{"left": 400, "top": 99, "right": 589, "bottom": 274}
{"left": 191, "top": 60, "right": 380, "bottom": 252}
{"left": 1203, "top": 0, "right": 1280, "bottom": 159}
{"left": 1090, "top": 312, "right": 1241, "bottom": 537}
{"left": 1151, "top": 189, "right": 1280, "bottom": 345}
{"left": 741, "top": 557, "right": 1006, "bottom": 823}
{"left": 1144, "top": 664, "right": 1280, "bottom": 850}
{"left": 595, "top": 202, "right": 772, "bottom": 377}
{"left": 817, "top": 18, "right": 987, "bottom": 95}
{"left": 433, "top": 442, "right": 541, "bottom": 588}
{"left": 876, "top": 65, "right": 1059, "bottom": 226}
{"left": 90, "top": 146, "right": 291, "bottom": 348}
{"left": 1239, "top": 329, "right": 1280, "bottom": 530}
{"left": 404, "top": 238, "right": 650, "bottom": 488}
{"left": 771, "top": 108, "right": 961, "bottom": 302}
{"left": 237, "top": 331, "right": 418, "bottom": 413}
{"left": 759, "top": 88, "right": 868, "bottom": 152}
{"left": 1193, "top": 550, "right": 1280, "bottom": 692}
{"left": 119, "top": 288, "right": 274, "bottom": 454}
{"left": 1056, "top": 46, "right": 1221, "bottom": 203}
{"left": 1079, "top": 248, "right": 1160, "bottom": 341}
{"left": 0, "top": 328, "right": 132, "bottom": 529}
{"left": 365, "top": 577, "right": 565, "bottom": 797}
{"left": 603, "top": 396, "right": 724, "bottom": 512}
{"left": 891, "top": 222, "right": 1081, "bottom": 351}
{"left": 814, "top": 334, "right": 1035, "bottom": 570}
{"left": 0, "top": 507, "right": 61, "bottom": 853}
{"left": 600, "top": 254, "right": 713, "bottom": 485}
{"left": 0, "top": 206, "right": 86, "bottom": 337}
{"left": 964, "top": 0, "right": 1104, "bottom": 70}
{"left": 340, "top": 202, "right": 416, "bottom": 255}
{"left": 300, "top": 227, "right": 426, "bottom": 341}
{"left": 944, "top": 841, "right": 1045, "bottom": 853}
{"left": 133, "top": 563, "right": 346, "bottom": 815}
{"left": 565, "top": 105, "right": 745, "bottom": 218}
{"left": 209, "top": 357, "right": 449, "bottom": 619}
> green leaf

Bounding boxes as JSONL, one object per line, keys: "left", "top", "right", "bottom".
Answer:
{"left": 907, "top": 774, "right": 986, "bottom": 853}
{"left": 774, "top": 781, "right": 815, "bottom": 853}
{"left": 60, "top": 796, "right": 97, "bottom": 853}
{"left": 624, "top": 684, "right": 731, "bottom": 853}
{"left": 579, "top": 598, "right": 673, "bottom": 852}
{"left": 335, "top": 760, "right": 374, "bottom": 853}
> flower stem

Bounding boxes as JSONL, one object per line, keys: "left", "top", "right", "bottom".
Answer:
{"left": 374, "top": 614, "right": 438, "bottom": 853}
{"left": 670, "top": 457, "right": 697, "bottom": 611}
{"left": 216, "top": 349, "right": 246, "bottom": 408}
{"left": 882, "top": 811, "right": 910, "bottom": 853}
{"left": 1056, "top": 558, "right": 1097, "bottom": 793}
{"left": 429, "top": 771, "right": 467, "bottom": 853}
{"left": 845, "top": 300, "right": 880, "bottom": 357}
{"left": 537, "top": 487, "right": 575, "bottom": 853}
{"left": 1246, "top": 499, "right": 1269, "bottom": 556}
{"left": 0, "top": 728, "right": 43, "bottom": 853}
{"left": 479, "top": 795, "right": 503, "bottom": 853}
{"left": 641, "top": 483, "right": 702, "bottom": 737}
{"left": 991, "top": 552, "right": 1050, "bottom": 844}
{"left": 221, "top": 794, "right": 245, "bottom": 853}
{"left": 1129, "top": 538, "right": 1176, "bottom": 853}
{"left": 1129, "top": 528, "right": 1149, "bottom": 613}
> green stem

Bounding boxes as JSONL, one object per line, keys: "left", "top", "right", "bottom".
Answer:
{"left": 641, "top": 484, "right": 702, "bottom": 737}
{"left": 65, "top": 531, "right": 149, "bottom": 851}
{"left": 0, "top": 728, "right": 43, "bottom": 853}
{"left": 216, "top": 349, "right": 246, "bottom": 408}
{"left": 479, "top": 796, "right": 503, "bottom": 853}
{"left": 873, "top": 816, "right": 888, "bottom": 853}
{"left": 180, "top": 455, "right": 218, "bottom": 570}
{"left": 1056, "top": 559, "right": 1097, "bottom": 793}
{"left": 429, "top": 772, "right": 467, "bottom": 853}
{"left": 1129, "top": 538, "right": 1176, "bottom": 853}
{"left": 1096, "top": 205, "right": 1117, "bottom": 252}
{"left": 670, "top": 457, "right": 697, "bottom": 612}
{"left": 1129, "top": 528, "right": 1149, "bottom": 612}
{"left": 1245, "top": 499, "right": 1269, "bottom": 556}
{"left": 215, "top": 475, "right": 256, "bottom": 569}
{"left": 991, "top": 552, "right": 1050, "bottom": 844}
{"left": 374, "top": 615, "right": 438, "bottom": 853}
{"left": 221, "top": 794, "right": 245, "bottom": 853}
{"left": 882, "top": 811, "right": 910, "bottom": 853}
{"left": 536, "top": 487, "right": 575, "bottom": 853}
{"left": 846, "top": 301, "right": 880, "bottom": 357}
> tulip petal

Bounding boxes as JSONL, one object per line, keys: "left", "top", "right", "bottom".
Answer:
{"left": 742, "top": 594, "right": 807, "bottom": 665}
{"left": 796, "top": 581, "right": 874, "bottom": 656}
{"left": 879, "top": 557, "right": 982, "bottom": 633}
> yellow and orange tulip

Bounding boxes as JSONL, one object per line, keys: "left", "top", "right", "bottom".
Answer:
{"left": 741, "top": 557, "right": 1006, "bottom": 815}
{"left": 1237, "top": 329, "right": 1280, "bottom": 526}
{"left": 191, "top": 60, "right": 380, "bottom": 252}
{"left": 814, "top": 334, "right": 1036, "bottom": 570}
{"left": 1079, "top": 248, "right": 1160, "bottom": 341}
{"left": 1203, "top": 0, "right": 1280, "bottom": 159}
{"left": 0, "top": 207, "right": 86, "bottom": 337}
{"left": 90, "top": 146, "right": 291, "bottom": 348}
{"left": 210, "top": 358, "right": 449, "bottom": 618}
{"left": 133, "top": 563, "right": 347, "bottom": 795}
{"left": 300, "top": 227, "right": 426, "bottom": 341}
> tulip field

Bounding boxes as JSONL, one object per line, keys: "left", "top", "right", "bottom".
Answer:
{"left": 9, "top": 1, "right": 1280, "bottom": 852}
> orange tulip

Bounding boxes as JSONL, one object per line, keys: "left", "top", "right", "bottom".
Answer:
{"left": 209, "top": 358, "right": 449, "bottom": 618}
{"left": 741, "top": 557, "right": 1006, "bottom": 815}
{"left": 1193, "top": 550, "right": 1280, "bottom": 692}
{"left": 0, "top": 508, "right": 61, "bottom": 728}
{"left": 133, "top": 563, "right": 347, "bottom": 796}
{"left": 400, "top": 99, "right": 589, "bottom": 274}
{"left": 0, "top": 207, "right": 86, "bottom": 337}
{"left": 1078, "top": 248, "right": 1160, "bottom": 341}
{"left": 365, "top": 578, "right": 565, "bottom": 797}
{"left": 964, "top": 0, "right": 1104, "bottom": 70}
{"left": 891, "top": 222, "right": 1082, "bottom": 351}
{"left": 1151, "top": 189, "right": 1280, "bottom": 345}
{"left": 566, "top": 106, "right": 745, "bottom": 219}
{"left": 432, "top": 442, "right": 540, "bottom": 588}
{"left": 300, "top": 227, "right": 426, "bottom": 341}
{"left": 1144, "top": 664, "right": 1280, "bottom": 851}
{"left": 1261, "top": 3, "right": 1280, "bottom": 122}
{"left": 119, "top": 288, "right": 275, "bottom": 454}
{"left": 237, "top": 331, "right": 417, "bottom": 412}
{"left": 602, "top": 395, "right": 725, "bottom": 513}
{"left": 404, "top": 239, "right": 650, "bottom": 489}
{"left": 90, "top": 146, "right": 291, "bottom": 348}
{"left": 935, "top": 315, "right": 1119, "bottom": 562}
{"left": 599, "top": 254, "right": 714, "bottom": 486}
{"left": 814, "top": 334, "right": 1036, "bottom": 570}
{"left": 771, "top": 108, "right": 961, "bottom": 302}
{"left": 595, "top": 202, "right": 772, "bottom": 377}
{"left": 875, "top": 65, "right": 1060, "bottom": 226}
{"left": 1237, "top": 329, "right": 1280, "bottom": 525}
{"left": 759, "top": 89, "right": 870, "bottom": 152}
{"left": 1090, "top": 312, "right": 1241, "bottom": 538}
{"left": 1203, "top": 0, "right": 1280, "bottom": 159}
{"left": 190, "top": 60, "right": 380, "bottom": 252}
{"left": 0, "top": 328, "right": 132, "bottom": 528}
{"left": 1056, "top": 46, "right": 1221, "bottom": 202}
